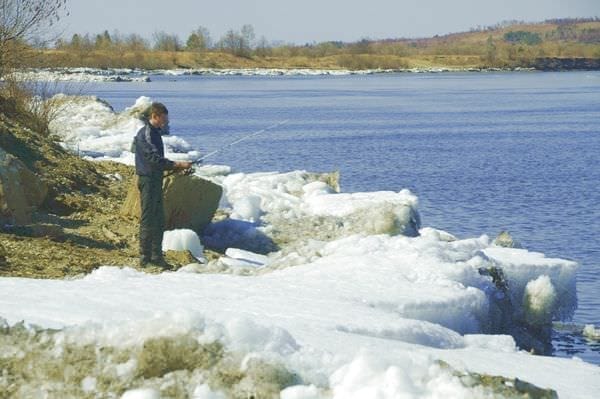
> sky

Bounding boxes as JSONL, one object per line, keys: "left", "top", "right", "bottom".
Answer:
{"left": 63, "top": 0, "right": 600, "bottom": 44}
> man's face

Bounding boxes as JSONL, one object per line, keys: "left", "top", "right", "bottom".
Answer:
{"left": 150, "top": 112, "right": 169, "bottom": 129}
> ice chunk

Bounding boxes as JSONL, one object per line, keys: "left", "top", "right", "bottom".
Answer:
{"left": 231, "top": 195, "right": 262, "bottom": 222}
{"left": 523, "top": 275, "right": 557, "bottom": 326}
{"left": 192, "top": 384, "right": 227, "bottom": 399}
{"left": 463, "top": 334, "right": 517, "bottom": 352}
{"left": 583, "top": 324, "right": 600, "bottom": 339}
{"left": 121, "top": 388, "right": 159, "bottom": 399}
{"left": 483, "top": 247, "right": 577, "bottom": 321}
{"left": 329, "top": 354, "right": 474, "bottom": 399}
{"left": 280, "top": 384, "right": 323, "bottom": 399}
{"left": 162, "top": 229, "right": 204, "bottom": 260}
{"left": 81, "top": 376, "right": 96, "bottom": 393}
{"left": 224, "top": 318, "right": 299, "bottom": 355}
{"left": 225, "top": 248, "right": 270, "bottom": 266}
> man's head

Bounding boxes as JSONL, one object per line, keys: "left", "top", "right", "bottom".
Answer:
{"left": 148, "top": 102, "right": 169, "bottom": 134}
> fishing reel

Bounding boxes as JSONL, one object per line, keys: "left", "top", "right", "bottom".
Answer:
{"left": 179, "top": 158, "right": 203, "bottom": 176}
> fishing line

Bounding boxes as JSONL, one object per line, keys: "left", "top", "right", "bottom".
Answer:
{"left": 195, "top": 119, "right": 289, "bottom": 163}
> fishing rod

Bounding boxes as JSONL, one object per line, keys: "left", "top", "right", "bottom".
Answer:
{"left": 194, "top": 119, "right": 289, "bottom": 164}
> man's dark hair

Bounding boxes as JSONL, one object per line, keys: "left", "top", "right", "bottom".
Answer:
{"left": 150, "top": 102, "right": 168, "bottom": 116}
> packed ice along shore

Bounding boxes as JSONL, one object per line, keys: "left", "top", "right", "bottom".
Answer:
{"left": 1, "top": 95, "right": 598, "bottom": 398}
{"left": 6, "top": 65, "right": 532, "bottom": 82}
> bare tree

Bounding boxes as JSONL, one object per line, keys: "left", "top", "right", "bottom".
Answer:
{"left": 218, "top": 25, "right": 255, "bottom": 58}
{"left": 218, "top": 29, "right": 242, "bottom": 55}
{"left": 152, "top": 31, "right": 182, "bottom": 52}
{"left": 186, "top": 26, "right": 211, "bottom": 51}
{"left": 255, "top": 36, "right": 271, "bottom": 57}
{"left": 0, "top": 0, "right": 68, "bottom": 75}
{"left": 240, "top": 24, "right": 255, "bottom": 51}
{"left": 124, "top": 33, "right": 148, "bottom": 52}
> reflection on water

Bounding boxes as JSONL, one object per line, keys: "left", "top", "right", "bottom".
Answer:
{"left": 553, "top": 323, "right": 600, "bottom": 363}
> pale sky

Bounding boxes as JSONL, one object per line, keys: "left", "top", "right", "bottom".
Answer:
{"left": 63, "top": 0, "right": 599, "bottom": 44}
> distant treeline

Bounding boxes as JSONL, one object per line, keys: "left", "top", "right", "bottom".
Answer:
{"left": 25, "top": 18, "right": 600, "bottom": 70}
{"left": 464, "top": 17, "right": 600, "bottom": 32}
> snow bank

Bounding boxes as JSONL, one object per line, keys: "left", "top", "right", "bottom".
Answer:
{"left": 328, "top": 354, "right": 479, "bottom": 399}
{"left": 9, "top": 66, "right": 534, "bottom": 82}
{"left": 47, "top": 95, "right": 199, "bottom": 164}
{"left": 151, "top": 67, "right": 388, "bottom": 76}
{"left": 9, "top": 67, "right": 398, "bottom": 82}
{"left": 198, "top": 169, "right": 420, "bottom": 255}
{"left": 9, "top": 67, "right": 150, "bottom": 82}
{"left": 0, "top": 229, "right": 590, "bottom": 397}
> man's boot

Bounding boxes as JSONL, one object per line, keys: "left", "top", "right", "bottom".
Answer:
{"left": 139, "top": 255, "right": 152, "bottom": 268}
{"left": 139, "top": 226, "right": 153, "bottom": 267}
{"left": 151, "top": 245, "right": 171, "bottom": 270}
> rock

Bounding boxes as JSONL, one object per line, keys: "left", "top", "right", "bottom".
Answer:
{"left": 1, "top": 223, "right": 64, "bottom": 239}
{"left": 493, "top": 231, "right": 521, "bottom": 248}
{"left": 0, "top": 242, "right": 7, "bottom": 267}
{"left": 533, "top": 57, "right": 600, "bottom": 71}
{"left": 0, "top": 148, "right": 48, "bottom": 225}
{"left": 312, "top": 170, "right": 340, "bottom": 193}
{"left": 121, "top": 174, "right": 223, "bottom": 234}
{"left": 101, "top": 225, "right": 126, "bottom": 247}
{"left": 29, "top": 224, "right": 64, "bottom": 239}
{"left": 164, "top": 249, "right": 198, "bottom": 266}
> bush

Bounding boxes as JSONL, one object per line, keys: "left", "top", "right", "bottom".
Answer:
{"left": 336, "top": 54, "right": 409, "bottom": 70}
{"left": 503, "top": 31, "right": 542, "bottom": 45}
{"left": 0, "top": 78, "right": 67, "bottom": 136}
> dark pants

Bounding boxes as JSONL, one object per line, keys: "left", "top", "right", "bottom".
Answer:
{"left": 138, "top": 173, "right": 165, "bottom": 262}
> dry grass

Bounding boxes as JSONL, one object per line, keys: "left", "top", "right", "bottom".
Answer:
{"left": 20, "top": 21, "right": 599, "bottom": 71}
{"left": 10, "top": 21, "right": 600, "bottom": 72}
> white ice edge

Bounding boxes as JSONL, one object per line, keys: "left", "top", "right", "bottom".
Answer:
{"left": 5, "top": 66, "right": 537, "bottom": 82}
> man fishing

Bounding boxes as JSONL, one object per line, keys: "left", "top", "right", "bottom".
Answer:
{"left": 133, "top": 102, "right": 192, "bottom": 268}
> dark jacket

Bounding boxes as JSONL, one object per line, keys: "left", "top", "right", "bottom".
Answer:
{"left": 133, "top": 123, "right": 175, "bottom": 176}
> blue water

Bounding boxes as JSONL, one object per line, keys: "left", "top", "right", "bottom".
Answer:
{"left": 86, "top": 71, "right": 600, "bottom": 364}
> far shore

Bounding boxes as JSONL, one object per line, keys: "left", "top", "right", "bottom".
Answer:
{"left": 10, "top": 62, "right": 599, "bottom": 83}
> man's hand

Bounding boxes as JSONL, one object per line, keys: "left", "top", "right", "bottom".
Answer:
{"left": 174, "top": 161, "right": 193, "bottom": 170}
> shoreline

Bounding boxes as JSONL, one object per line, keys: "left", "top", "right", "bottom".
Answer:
{"left": 3, "top": 65, "right": 566, "bottom": 83}
{"left": 9, "top": 62, "right": 600, "bottom": 83}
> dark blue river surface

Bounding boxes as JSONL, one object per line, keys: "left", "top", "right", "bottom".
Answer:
{"left": 87, "top": 71, "right": 600, "bottom": 364}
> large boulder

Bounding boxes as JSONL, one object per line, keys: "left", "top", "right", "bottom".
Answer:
{"left": 0, "top": 148, "right": 48, "bottom": 225}
{"left": 121, "top": 174, "right": 223, "bottom": 233}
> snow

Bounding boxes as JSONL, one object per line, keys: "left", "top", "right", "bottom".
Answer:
{"left": 583, "top": 324, "right": 600, "bottom": 339}
{"left": 8, "top": 68, "right": 150, "bottom": 82}
{"left": 192, "top": 384, "right": 227, "bottom": 399}
{"left": 7, "top": 66, "right": 534, "bottom": 82}
{"left": 523, "top": 275, "right": 558, "bottom": 325}
{"left": 162, "top": 229, "right": 205, "bottom": 261}
{"left": 483, "top": 247, "right": 577, "bottom": 320}
{"left": 1, "top": 232, "right": 596, "bottom": 397}
{"left": 224, "top": 248, "right": 269, "bottom": 267}
{"left": 121, "top": 388, "right": 160, "bottom": 399}
{"left": 6, "top": 67, "right": 403, "bottom": 83}
{"left": 280, "top": 384, "right": 322, "bottom": 399}
{"left": 1, "top": 95, "right": 598, "bottom": 398}
{"left": 47, "top": 94, "right": 199, "bottom": 164}
{"left": 328, "top": 354, "right": 480, "bottom": 399}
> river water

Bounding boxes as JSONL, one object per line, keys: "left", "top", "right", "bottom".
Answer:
{"left": 86, "top": 71, "right": 600, "bottom": 364}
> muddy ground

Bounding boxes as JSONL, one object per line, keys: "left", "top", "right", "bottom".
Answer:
{"left": 0, "top": 114, "right": 211, "bottom": 278}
